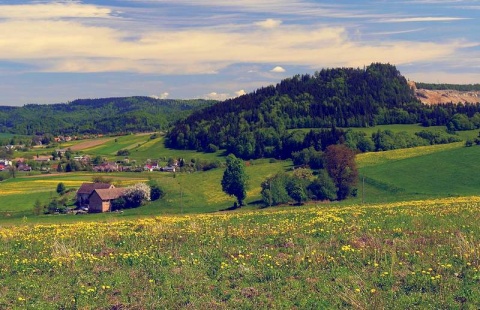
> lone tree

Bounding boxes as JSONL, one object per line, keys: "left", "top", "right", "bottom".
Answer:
{"left": 56, "top": 182, "right": 66, "bottom": 195}
{"left": 325, "top": 144, "right": 358, "bottom": 200}
{"left": 221, "top": 154, "right": 248, "bottom": 206}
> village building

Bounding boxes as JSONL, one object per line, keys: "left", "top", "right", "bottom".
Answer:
{"left": 0, "top": 159, "right": 12, "bottom": 166}
{"left": 93, "top": 162, "right": 120, "bottom": 172}
{"left": 76, "top": 182, "right": 114, "bottom": 207}
{"left": 88, "top": 188, "right": 126, "bottom": 213}
{"left": 144, "top": 162, "right": 159, "bottom": 172}
{"left": 161, "top": 165, "right": 176, "bottom": 172}
{"left": 34, "top": 155, "right": 51, "bottom": 163}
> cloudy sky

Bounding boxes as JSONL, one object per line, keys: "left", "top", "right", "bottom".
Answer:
{"left": 0, "top": 0, "right": 479, "bottom": 106}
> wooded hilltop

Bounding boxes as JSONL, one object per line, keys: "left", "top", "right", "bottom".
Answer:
{"left": 166, "top": 63, "right": 480, "bottom": 159}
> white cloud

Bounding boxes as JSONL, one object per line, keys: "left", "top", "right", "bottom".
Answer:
{"left": 382, "top": 17, "right": 470, "bottom": 23}
{"left": 139, "top": 0, "right": 384, "bottom": 19}
{"left": 204, "top": 92, "right": 230, "bottom": 101}
{"left": 255, "top": 19, "right": 282, "bottom": 29}
{"left": 0, "top": 3, "right": 113, "bottom": 20}
{"left": 270, "top": 66, "right": 286, "bottom": 73}
{"left": 151, "top": 92, "right": 169, "bottom": 99}
{"left": 0, "top": 5, "right": 471, "bottom": 76}
{"left": 203, "top": 89, "right": 247, "bottom": 100}
{"left": 234, "top": 89, "right": 247, "bottom": 97}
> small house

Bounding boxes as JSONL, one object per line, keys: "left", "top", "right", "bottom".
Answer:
{"left": 88, "top": 188, "right": 126, "bottom": 213}
{"left": 76, "top": 182, "right": 114, "bottom": 207}
{"left": 162, "top": 165, "right": 176, "bottom": 172}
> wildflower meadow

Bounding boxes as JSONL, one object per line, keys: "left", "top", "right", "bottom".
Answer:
{"left": 1, "top": 197, "right": 480, "bottom": 309}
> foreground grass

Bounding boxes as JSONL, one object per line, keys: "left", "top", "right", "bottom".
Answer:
{"left": 1, "top": 197, "right": 480, "bottom": 309}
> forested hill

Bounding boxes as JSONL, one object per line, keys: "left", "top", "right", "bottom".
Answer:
{"left": 165, "top": 63, "right": 416, "bottom": 154}
{"left": 165, "top": 63, "right": 480, "bottom": 159}
{"left": 0, "top": 97, "right": 216, "bottom": 135}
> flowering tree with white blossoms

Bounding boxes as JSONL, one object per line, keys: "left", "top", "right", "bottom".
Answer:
{"left": 123, "top": 183, "right": 151, "bottom": 208}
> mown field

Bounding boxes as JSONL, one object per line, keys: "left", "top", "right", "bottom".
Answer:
{"left": 1, "top": 197, "right": 479, "bottom": 309}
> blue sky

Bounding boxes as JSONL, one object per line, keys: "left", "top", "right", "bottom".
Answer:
{"left": 0, "top": 0, "right": 479, "bottom": 106}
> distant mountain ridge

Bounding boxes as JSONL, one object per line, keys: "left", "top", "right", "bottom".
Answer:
{"left": 0, "top": 97, "right": 216, "bottom": 135}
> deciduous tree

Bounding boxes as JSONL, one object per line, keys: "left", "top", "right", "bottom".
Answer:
{"left": 221, "top": 154, "right": 248, "bottom": 206}
{"left": 325, "top": 144, "right": 358, "bottom": 200}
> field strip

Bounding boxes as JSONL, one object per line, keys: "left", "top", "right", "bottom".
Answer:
{"left": 69, "top": 138, "right": 114, "bottom": 151}
{"left": 356, "top": 142, "right": 463, "bottom": 167}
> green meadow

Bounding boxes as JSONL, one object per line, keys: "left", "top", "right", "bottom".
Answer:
{"left": 2, "top": 126, "right": 480, "bottom": 308}
{"left": 1, "top": 197, "right": 480, "bottom": 309}
{"left": 1, "top": 125, "right": 479, "bottom": 224}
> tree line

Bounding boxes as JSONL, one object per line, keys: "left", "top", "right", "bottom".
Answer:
{"left": 415, "top": 82, "right": 480, "bottom": 92}
{"left": 0, "top": 97, "right": 216, "bottom": 135}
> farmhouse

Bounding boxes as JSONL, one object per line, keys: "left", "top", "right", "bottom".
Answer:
{"left": 88, "top": 188, "right": 126, "bottom": 213}
{"left": 76, "top": 182, "right": 114, "bottom": 207}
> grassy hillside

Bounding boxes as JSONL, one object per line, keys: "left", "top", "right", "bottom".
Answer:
{"left": 2, "top": 125, "right": 480, "bottom": 223}
{"left": 356, "top": 143, "right": 480, "bottom": 203}
{"left": 1, "top": 197, "right": 479, "bottom": 308}
{"left": 0, "top": 160, "right": 291, "bottom": 223}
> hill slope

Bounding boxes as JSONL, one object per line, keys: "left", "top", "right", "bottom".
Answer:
{"left": 0, "top": 97, "right": 216, "bottom": 135}
{"left": 166, "top": 63, "right": 480, "bottom": 159}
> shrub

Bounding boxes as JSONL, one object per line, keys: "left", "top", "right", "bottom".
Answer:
{"left": 307, "top": 170, "right": 337, "bottom": 201}
{"left": 57, "top": 182, "right": 66, "bottom": 195}
{"left": 111, "top": 197, "right": 126, "bottom": 211}
{"left": 123, "top": 183, "right": 151, "bottom": 208}
{"left": 261, "top": 173, "right": 290, "bottom": 207}
{"left": 206, "top": 143, "right": 219, "bottom": 153}
{"left": 149, "top": 182, "right": 165, "bottom": 201}
{"left": 117, "top": 149, "right": 130, "bottom": 156}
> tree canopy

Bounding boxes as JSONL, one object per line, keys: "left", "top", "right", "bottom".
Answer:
{"left": 221, "top": 154, "right": 248, "bottom": 206}
{"left": 166, "top": 63, "right": 480, "bottom": 160}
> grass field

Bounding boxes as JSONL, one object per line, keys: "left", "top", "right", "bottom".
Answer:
{"left": 1, "top": 197, "right": 479, "bottom": 309}
{"left": 0, "top": 158, "right": 291, "bottom": 223}
{"left": 2, "top": 125, "right": 480, "bottom": 221}
{"left": 356, "top": 144, "right": 480, "bottom": 204}
{"left": 1, "top": 125, "right": 480, "bottom": 308}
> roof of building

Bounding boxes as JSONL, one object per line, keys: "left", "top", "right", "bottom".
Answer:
{"left": 77, "top": 182, "right": 113, "bottom": 195}
{"left": 91, "top": 188, "right": 125, "bottom": 200}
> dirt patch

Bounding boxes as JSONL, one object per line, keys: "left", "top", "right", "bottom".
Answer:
{"left": 410, "top": 81, "right": 480, "bottom": 105}
{"left": 69, "top": 138, "right": 114, "bottom": 151}
{"left": 415, "top": 89, "right": 480, "bottom": 105}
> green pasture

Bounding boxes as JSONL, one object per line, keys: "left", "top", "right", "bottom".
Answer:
{"left": 0, "top": 134, "right": 32, "bottom": 140}
{"left": 2, "top": 125, "right": 480, "bottom": 224}
{"left": 357, "top": 144, "right": 480, "bottom": 203}
{"left": 349, "top": 124, "right": 446, "bottom": 135}
{"left": 66, "top": 134, "right": 223, "bottom": 163}
{"left": 0, "top": 159, "right": 291, "bottom": 223}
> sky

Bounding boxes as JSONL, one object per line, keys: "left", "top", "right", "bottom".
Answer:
{"left": 0, "top": 0, "right": 479, "bottom": 106}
